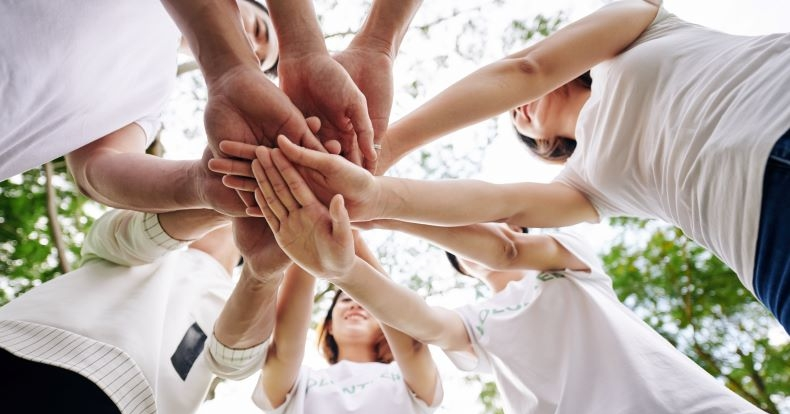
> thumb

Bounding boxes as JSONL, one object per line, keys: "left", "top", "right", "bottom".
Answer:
{"left": 277, "top": 135, "right": 335, "bottom": 173}
{"left": 329, "top": 194, "right": 352, "bottom": 242}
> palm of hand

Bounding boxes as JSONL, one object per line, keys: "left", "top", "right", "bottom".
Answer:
{"left": 205, "top": 67, "right": 319, "bottom": 159}
{"left": 333, "top": 48, "right": 394, "bottom": 144}
{"left": 275, "top": 203, "right": 354, "bottom": 278}
{"left": 278, "top": 54, "right": 369, "bottom": 163}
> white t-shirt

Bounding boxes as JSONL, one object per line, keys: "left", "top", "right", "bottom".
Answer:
{"left": 0, "top": 0, "right": 179, "bottom": 180}
{"left": 0, "top": 211, "right": 241, "bottom": 414}
{"left": 252, "top": 360, "right": 440, "bottom": 414}
{"left": 554, "top": 7, "right": 790, "bottom": 293}
{"left": 445, "top": 232, "right": 763, "bottom": 414}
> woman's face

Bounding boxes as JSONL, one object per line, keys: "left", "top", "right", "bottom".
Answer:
{"left": 237, "top": 0, "right": 278, "bottom": 71}
{"left": 511, "top": 87, "right": 571, "bottom": 141}
{"left": 329, "top": 292, "right": 382, "bottom": 345}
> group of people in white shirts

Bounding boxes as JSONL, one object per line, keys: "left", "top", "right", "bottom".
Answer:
{"left": 0, "top": 0, "right": 788, "bottom": 413}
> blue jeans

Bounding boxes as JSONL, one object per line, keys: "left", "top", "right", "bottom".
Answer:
{"left": 753, "top": 128, "right": 790, "bottom": 334}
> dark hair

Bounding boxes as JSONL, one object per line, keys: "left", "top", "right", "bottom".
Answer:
{"left": 317, "top": 289, "right": 393, "bottom": 365}
{"left": 243, "top": 0, "right": 279, "bottom": 78}
{"left": 516, "top": 71, "right": 591, "bottom": 163}
{"left": 445, "top": 227, "right": 528, "bottom": 276}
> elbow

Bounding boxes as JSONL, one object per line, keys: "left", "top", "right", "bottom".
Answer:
{"left": 514, "top": 55, "right": 542, "bottom": 76}
{"left": 487, "top": 234, "right": 520, "bottom": 271}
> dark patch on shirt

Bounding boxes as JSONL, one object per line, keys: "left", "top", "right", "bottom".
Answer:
{"left": 171, "top": 322, "right": 207, "bottom": 381}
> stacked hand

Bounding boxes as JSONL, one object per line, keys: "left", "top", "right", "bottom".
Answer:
{"left": 249, "top": 146, "right": 356, "bottom": 279}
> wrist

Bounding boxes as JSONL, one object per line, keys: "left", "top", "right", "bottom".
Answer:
{"left": 240, "top": 263, "right": 285, "bottom": 291}
{"left": 347, "top": 33, "right": 397, "bottom": 59}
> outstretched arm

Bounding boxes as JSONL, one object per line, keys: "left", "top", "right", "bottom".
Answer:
{"left": 369, "top": 220, "right": 587, "bottom": 272}
{"left": 375, "top": 0, "right": 659, "bottom": 173}
{"left": 250, "top": 146, "right": 471, "bottom": 355}
{"left": 66, "top": 125, "right": 247, "bottom": 215}
{"left": 247, "top": 137, "right": 599, "bottom": 228}
{"left": 353, "top": 233, "right": 441, "bottom": 406}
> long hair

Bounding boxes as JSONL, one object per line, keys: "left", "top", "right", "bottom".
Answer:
{"left": 317, "top": 289, "right": 393, "bottom": 365}
{"left": 516, "top": 71, "right": 591, "bottom": 163}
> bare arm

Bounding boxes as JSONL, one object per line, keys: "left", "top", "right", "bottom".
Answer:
{"left": 376, "top": 0, "right": 659, "bottom": 172}
{"left": 371, "top": 220, "right": 587, "bottom": 272}
{"left": 259, "top": 265, "right": 315, "bottom": 407}
{"left": 353, "top": 233, "right": 440, "bottom": 406}
{"left": 66, "top": 125, "right": 247, "bottom": 215}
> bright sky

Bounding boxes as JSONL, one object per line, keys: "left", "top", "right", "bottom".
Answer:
{"left": 197, "top": 1, "right": 789, "bottom": 413}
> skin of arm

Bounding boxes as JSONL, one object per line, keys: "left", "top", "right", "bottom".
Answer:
{"left": 264, "top": 0, "right": 375, "bottom": 167}
{"left": 212, "top": 217, "right": 292, "bottom": 350}
{"left": 161, "top": 0, "right": 324, "bottom": 162}
{"left": 352, "top": 232, "right": 440, "bottom": 406}
{"left": 66, "top": 125, "right": 247, "bottom": 215}
{"left": 252, "top": 137, "right": 599, "bottom": 228}
{"left": 250, "top": 146, "right": 473, "bottom": 355}
{"left": 258, "top": 264, "right": 315, "bottom": 407}
{"left": 375, "top": 0, "right": 659, "bottom": 173}
{"left": 368, "top": 220, "right": 588, "bottom": 272}
{"left": 333, "top": 0, "right": 423, "bottom": 172}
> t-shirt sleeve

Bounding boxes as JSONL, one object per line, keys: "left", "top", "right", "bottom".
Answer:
{"left": 204, "top": 333, "right": 268, "bottom": 380}
{"left": 553, "top": 166, "right": 608, "bottom": 222}
{"left": 80, "top": 210, "right": 188, "bottom": 267}
{"left": 442, "top": 307, "right": 493, "bottom": 375}
{"left": 133, "top": 113, "right": 163, "bottom": 149}
{"left": 546, "top": 231, "right": 609, "bottom": 281}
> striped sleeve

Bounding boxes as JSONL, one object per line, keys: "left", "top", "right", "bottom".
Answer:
{"left": 0, "top": 320, "right": 156, "bottom": 414}
{"left": 204, "top": 333, "right": 268, "bottom": 380}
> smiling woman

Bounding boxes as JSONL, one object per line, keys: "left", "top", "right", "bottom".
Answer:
{"left": 318, "top": 290, "right": 393, "bottom": 365}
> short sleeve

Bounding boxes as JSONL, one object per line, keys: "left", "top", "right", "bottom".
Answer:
{"left": 204, "top": 334, "right": 268, "bottom": 380}
{"left": 133, "top": 114, "right": 162, "bottom": 149}
{"left": 442, "top": 308, "right": 493, "bottom": 374}
{"left": 80, "top": 210, "right": 188, "bottom": 267}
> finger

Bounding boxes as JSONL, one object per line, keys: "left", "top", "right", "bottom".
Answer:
{"left": 251, "top": 156, "right": 289, "bottom": 221}
{"left": 329, "top": 194, "right": 352, "bottom": 244}
{"left": 254, "top": 189, "right": 280, "bottom": 231}
{"left": 222, "top": 175, "right": 258, "bottom": 192}
{"left": 262, "top": 147, "right": 302, "bottom": 212}
{"left": 270, "top": 146, "right": 319, "bottom": 208}
{"left": 208, "top": 158, "right": 254, "bottom": 178}
{"left": 236, "top": 189, "right": 255, "bottom": 208}
{"left": 323, "top": 140, "right": 342, "bottom": 155}
{"left": 218, "top": 140, "right": 258, "bottom": 160}
{"left": 305, "top": 116, "right": 322, "bottom": 135}
{"left": 246, "top": 206, "right": 265, "bottom": 217}
{"left": 347, "top": 100, "right": 376, "bottom": 164}
{"left": 341, "top": 135, "right": 363, "bottom": 167}
{"left": 276, "top": 135, "right": 339, "bottom": 175}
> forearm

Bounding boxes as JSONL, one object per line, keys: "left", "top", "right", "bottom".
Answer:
{"left": 161, "top": 0, "right": 259, "bottom": 83}
{"left": 351, "top": 0, "right": 422, "bottom": 56}
{"left": 264, "top": 0, "right": 326, "bottom": 56}
{"left": 331, "top": 258, "right": 461, "bottom": 349}
{"left": 376, "top": 178, "right": 594, "bottom": 228}
{"left": 261, "top": 265, "right": 315, "bottom": 407}
{"left": 74, "top": 152, "right": 206, "bottom": 213}
{"left": 213, "top": 265, "right": 282, "bottom": 349}
{"left": 382, "top": 58, "right": 546, "bottom": 167}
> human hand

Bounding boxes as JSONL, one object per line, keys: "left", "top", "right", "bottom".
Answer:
{"left": 251, "top": 147, "right": 355, "bottom": 279}
{"left": 250, "top": 136, "right": 382, "bottom": 222}
{"left": 232, "top": 216, "right": 291, "bottom": 282}
{"left": 333, "top": 46, "right": 394, "bottom": 172}
{"left": 277, "top": 52, "right": 375, "bottom": 168}
{"left": 195, "top": 147, "right": 249, "bottom": 216}
{"left": 204, "top": 65, "right": 325, "bottom": 159}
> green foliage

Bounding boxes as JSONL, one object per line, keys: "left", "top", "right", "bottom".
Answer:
{"left": 604, "top": 218, "right": 790, "bottom": 413}
{"left": 0, "top": 160, "right": 102, "bottom": 306}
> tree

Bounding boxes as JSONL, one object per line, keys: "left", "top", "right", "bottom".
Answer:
{"left": 604, "top": 218, "right": 790, "bottom": 413}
